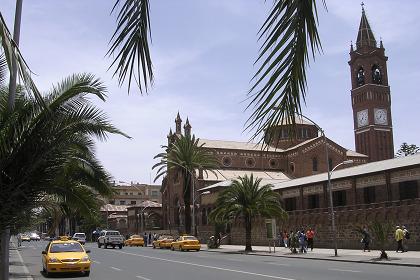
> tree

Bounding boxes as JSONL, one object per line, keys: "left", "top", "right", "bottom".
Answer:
{"left": 209, "top": 174, "right": 287, "bottom": 252}
{"left": 369, "top": 220, "right": 393, "bottom": 260}
{"left": 396, "top": 142, "right": 419, "bottom": 157}
{"left": 0, "top": 73, "right": 126, "bottom": 230}
{"left": 153, "top": 134, "right": 219, "bottom": 234}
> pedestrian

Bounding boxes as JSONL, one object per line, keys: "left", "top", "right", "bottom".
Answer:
{"left": 395, "top": 226, "right": 404, "bottom": 252}
{"left": 143, "top": 232, "right": 148, "bottom": 247}
{"left": 306, "top": 228, "right": 315, "bottom": 251}
{"left": 361, "top": 227, "right": 371, "bottom": 252}
{"left": 402, "top": 226, "right": 409, "bottom": 252}
{"left": 298, "top": 230, "right": 307, "bottom": 253}
{"left": 17, "top": 233, "right": 22, "bottom": 247}
{"left": 282, "top": 230, "right": 289, "bottom": 248}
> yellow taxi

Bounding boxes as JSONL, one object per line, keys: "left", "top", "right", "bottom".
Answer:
{"left": 170, "top": 235, "right": 201, "bottom": 251}
{"left": 152, "top": 235, "right": 174, "bottom": 249}
{"left": 124, "top": 235, "right": 145, "bottom": 247}
{"left": 42, "top": 239, "right": 91, "bottom": 277}
{"left": 21, "top": 234, "right": 30, "bottom": 242}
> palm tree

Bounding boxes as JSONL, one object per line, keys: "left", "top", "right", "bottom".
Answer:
{"left": 369, "top": 220, "right": 393, "bottom": 260}
{"left": 0, "top": 73, "right": 127, "bottom": 231}
{"left": 153, "top": 134, "right": 219, "bottom": 234}
{"left": 209, "top": 174, "right": 287, "bottom": 252}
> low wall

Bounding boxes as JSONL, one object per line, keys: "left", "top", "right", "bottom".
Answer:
{"left": 198, "top": 199, "right": 420, "bottom": 251}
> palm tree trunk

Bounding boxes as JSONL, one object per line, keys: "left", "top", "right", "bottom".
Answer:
{"left": 245, "top": 214, "right": 252, "bottom": 252}
{"left": 183, "top": 172, "right": 192, "bottom": 234}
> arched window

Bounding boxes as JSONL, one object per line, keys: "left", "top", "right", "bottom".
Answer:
{"left": 356, "top": 67, "right": 365, "bottom": 86}
{"left": 312, "top": 157, "right": 318, "bottom": 172}
{"left": 290, "top": 162, "right": 295, "bottom": 173}
{"left": 372, "top": 65, "right": 382, "bottom": 84}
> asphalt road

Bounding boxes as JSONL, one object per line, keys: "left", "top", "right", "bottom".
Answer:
{"left": 18, "top": 241, "right": 419, "bottom": 280}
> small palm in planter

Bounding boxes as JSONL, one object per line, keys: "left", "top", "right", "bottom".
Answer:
{"left": 369, "top": 220, "right": 393, "bottom": 259}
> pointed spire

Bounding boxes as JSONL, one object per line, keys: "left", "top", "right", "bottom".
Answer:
{"left": 356, "top": 4, "right": 377, "bottom": 49}
{"left": 184, "top": 117, "right": 191, "bottom": 136}
{"left": 350, "top": 41, "right": 354, "bottom": 52}
{"left": 380, "top": 37, "right": 384, "bottom": 48}
{"left": 175, "top": 111, "right": 182, "bottom": 134}
{"left": 168, "top": 128, "right": 173, "bottom": 137}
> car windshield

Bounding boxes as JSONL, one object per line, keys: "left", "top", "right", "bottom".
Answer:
{"left": 183, "top": 236, "right": 197, "bottom": 241}
{"left": 131, "top": 235, "right": 141, "bottom": 239}
{"left": 74, "top": 234, "right": 85, "bottom": 238}
{"left": 50, "top": 242, "right": 84, "bottom": 253}
{"left": 106, "top": 231, "right": 120, "bottom": 236}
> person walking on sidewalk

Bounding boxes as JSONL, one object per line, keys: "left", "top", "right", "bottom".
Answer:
{"left": 395, "top": 226, "right": 404, "bottom": 252}
{"left": 298, "top": 230, "right": 307, "bottom": 253}
{"left": 17, "top": 233, "right": 22, "bottom": 247}
{"left": 282, "top": 230, "right": 289, "bottom": 248}
{"left": 306, "top": 228, "right": 315, "bottom": 251}
{"left": 402, "top": 226, "right": 410, "bottom": 252}
{"left": 361, "top": 227, "right": 371, "bottom": 252}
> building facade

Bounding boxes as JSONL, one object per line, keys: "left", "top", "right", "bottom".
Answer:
{"left": 199, "top": 154, "right": 420, "bottom": 250}
{"left": 159, "top": 7, "right": 407, "bottom": 249}
{"left": 108, "top": 182, "right": 161, "bottom": 206}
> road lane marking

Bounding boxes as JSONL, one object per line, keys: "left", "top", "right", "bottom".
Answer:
{"left": 266, "top": 262, "right": 291, "bottom": 267}
{"left": 110, "top": 266, "right": 121, "bottom": 271}
{"left": 136, "top": 276, "right": 152, "bottom": 280}
{"left": 92, "top": 260, "right": 101, "bottom": 264}
{"left": 113, "top": 251, "right": 295, "bottom": 280}
{"left": 328, "top": 268, "right": 361, "bottom": 273}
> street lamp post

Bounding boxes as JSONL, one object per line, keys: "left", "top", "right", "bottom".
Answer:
{"left": 139, "top": 205, "right": 150, "bottom": 234}
{"left": 294, "top": 113, "right": 353, "bottom": 257}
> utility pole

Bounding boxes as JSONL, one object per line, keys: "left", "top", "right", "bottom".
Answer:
{"left": 2, "top": 2, "right": 23, "bottom": 279}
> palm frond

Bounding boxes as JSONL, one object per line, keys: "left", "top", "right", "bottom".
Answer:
{"left": 246, "top": 0, "right": 325, "bottom": 143}
{"left": 108, "top": 0, "right": 153, "bottom": 93}
{"left": 0, "top": 12, "right": 43, "bottom": 105}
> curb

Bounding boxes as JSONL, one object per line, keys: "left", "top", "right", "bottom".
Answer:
{"left": 202, "top": 248, "right": 420, "bottom": 268}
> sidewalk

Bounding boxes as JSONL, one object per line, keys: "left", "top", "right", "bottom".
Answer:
{"left": 202, "top": 244, "right": 420, "bottom": 267}
{"left": 9, "top": 239, "right": 33, "bottom": 280}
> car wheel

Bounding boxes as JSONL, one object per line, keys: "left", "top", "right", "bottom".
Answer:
{"left": 153, "top": 244, "right": 155, "bottom": 249}
{"left": 112, "top": 245, "right": 115, "bottom": 249}
{"left": 84, "top": 271, "right": 90, "bottom": 277}
{"left": 118, "top": 244, "right": 123, "bottom": 249}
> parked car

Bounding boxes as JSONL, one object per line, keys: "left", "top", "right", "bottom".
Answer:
{"left": 153, "top": 235, "right": 174, "bottom": 249}
{"left": 170, "top": 235, "right": 201, "bottom": 252}
{"left": 30, "top": 232, "right": 41, "bottom": 241}
{"left": 124, "top": 235, "right": 145, "bottom": 247}
{"left": 42, "top": 239, "right": 91, "bottom": 277}
{"left": 72, "top": 233, "right": 87, "bottom": 245}
{"left": 97, "top": 230, "right": 124, "bottom": 249}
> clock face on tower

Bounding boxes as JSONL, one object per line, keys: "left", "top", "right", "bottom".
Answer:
{"left": 357, "top": 109, "right": 369, "bottom": 128}
{"left": 374, "top": 108, "right": 388, "bottom": 125}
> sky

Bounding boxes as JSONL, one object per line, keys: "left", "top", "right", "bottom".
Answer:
{"left": 2, "top": 0, "right": 419, "bottom": 184}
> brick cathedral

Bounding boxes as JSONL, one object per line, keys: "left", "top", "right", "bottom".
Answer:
{"left": 158, "top": 7, "right": 414, "bottom": 248}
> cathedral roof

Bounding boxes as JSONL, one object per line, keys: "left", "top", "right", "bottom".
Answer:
{"left": 356, "top": 6, "right": 377, "bottom": 49}
{"left": 272, "top": 153, "right": 420, "bottom": 191}
{"left": 199, "top": 139, "right": 282, "bottom": 152}
{"left": 198, "top": 169, "right": 290, "bottom": 192}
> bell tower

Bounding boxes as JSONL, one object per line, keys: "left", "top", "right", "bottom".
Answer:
{"left": 348, "top": 5, "right": 394, "bottom": 162}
